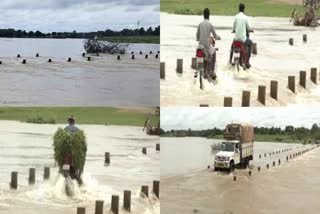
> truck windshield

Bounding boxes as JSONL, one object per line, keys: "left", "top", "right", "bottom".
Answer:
{"left": 220, "top": 142, "right": 235, "bottom": 152}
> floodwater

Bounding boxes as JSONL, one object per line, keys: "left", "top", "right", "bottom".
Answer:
{"left": 161, "top": 137, "right": 320, "bottom": 214}
{"left": 0, "top": 121, "right": 160, "bottom": 214}
{"left": 0, "top": 38, "right": 159, "bottom": 106}
{"left": 160, "top": 13, "right": 320, "bottom": 106}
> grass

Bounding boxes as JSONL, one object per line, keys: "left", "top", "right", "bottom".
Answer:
{"left": 98, "top": 36, "right": 160, "bottom": 44}
{"left": 214, "top": 134, "right": 303, "bottom": 143}
{"left": 0, "top": 107, "right": 159, "bottom": 126}
{"left": 161, "top": 0, "right": 318, "bottom": 17}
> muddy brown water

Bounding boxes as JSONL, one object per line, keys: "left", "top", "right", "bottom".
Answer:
{"left": 0, "top": 122, "right": 160, "bottom": 214}
{"left": 161, "top": 137, "right": 319, "bottom": 214}
{"left": 0, "top": 38, "right": 159, "bottom": 106}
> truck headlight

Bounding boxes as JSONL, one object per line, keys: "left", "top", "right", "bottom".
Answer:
{"left": 225, "top": 157, "right": 230, "bottom": 161}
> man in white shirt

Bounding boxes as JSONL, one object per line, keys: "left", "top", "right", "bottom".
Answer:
{"left": 232, "top": 3, "right": 253, "bottom": 68}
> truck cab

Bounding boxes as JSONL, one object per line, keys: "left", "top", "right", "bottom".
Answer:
{"left": 214, "top": 140, "right": 240, "bottom": 171}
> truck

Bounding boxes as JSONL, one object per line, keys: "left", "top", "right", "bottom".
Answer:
{"left": 214, "top": 123, "right": 254, "bottom": 172}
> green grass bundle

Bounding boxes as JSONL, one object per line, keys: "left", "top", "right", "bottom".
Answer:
{"left": 53, "top": 128, "right": 87, "bottom": 170}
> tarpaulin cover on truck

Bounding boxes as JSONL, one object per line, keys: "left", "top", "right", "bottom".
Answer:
{"left": 224, "top": 123, "right": 254, "bottom": 143}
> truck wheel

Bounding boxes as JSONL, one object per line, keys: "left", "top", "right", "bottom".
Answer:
{"left": 229, "top": 161, "right": 235, "bottom": 172}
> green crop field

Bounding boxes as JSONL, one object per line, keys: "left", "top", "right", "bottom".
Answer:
{"left": 161, "top": 0, "right": 315, "bottom": 17}
{"left": 0, "top": 107, "right": 159, "bottom": 126}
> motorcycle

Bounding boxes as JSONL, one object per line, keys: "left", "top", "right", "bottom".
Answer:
{"left": 230, "top": 40, "right": 247, "bottom": 72}
{"left": 194, "top": 43, "right": 219, "bottom": 90}
{"left": 60, "top": 154, "right": 83, "bottom": 196}
{"left": 230, "top": 29, "right": 254, "bottom": 72}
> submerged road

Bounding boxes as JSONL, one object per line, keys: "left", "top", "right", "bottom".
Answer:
{"left": 161, "top": 145, "right": 320, "bottom": 214}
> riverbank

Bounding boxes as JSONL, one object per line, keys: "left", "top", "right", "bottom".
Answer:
{"left": 0, "top": 107, "right": 159, "bottom": 126}
{"left": 98, "top": 36, "right": 160, "bottom": 44}
{"left": 160, "top": 0, "right": 316, "bottom": 17}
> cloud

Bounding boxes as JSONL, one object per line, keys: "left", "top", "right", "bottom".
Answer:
{"left": 161, "top": 107, "right": 320, "bottom": 131}
{"left": 0, "top": 0, "right": 159, "bottom": 32}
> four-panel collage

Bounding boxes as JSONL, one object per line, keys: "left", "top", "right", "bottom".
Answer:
{"left": 0, "top": 0, "right": 320, "bottom": 214}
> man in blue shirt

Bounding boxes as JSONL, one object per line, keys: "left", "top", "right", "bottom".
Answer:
{"left": 65, "top": 116, "right": 79, "bottom": 133}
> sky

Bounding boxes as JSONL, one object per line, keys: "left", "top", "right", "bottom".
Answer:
{"left": 161, "top": 107, "right": 320, "bottom": 131}
{"left": 0, "top": 0, "right": 159, "bottom": 32}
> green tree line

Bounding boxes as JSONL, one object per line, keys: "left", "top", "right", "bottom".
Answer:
{"left": 0, "top": 26, "right": 160, "bottom": 39}
{"left": 160, "top": 124, "right": 320, "bottom": 142}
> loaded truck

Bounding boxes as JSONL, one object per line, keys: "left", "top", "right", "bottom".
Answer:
{"left": 214, "top": 123, "right": 254, "bottom": 172}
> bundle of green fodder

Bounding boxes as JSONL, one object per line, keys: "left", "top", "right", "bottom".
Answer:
{"left": 53, "top": 128, "right": 87, "bottom": 170}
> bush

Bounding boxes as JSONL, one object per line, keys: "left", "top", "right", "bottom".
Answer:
{"left": 53, "top": 128, "right": 87, "bottom": 170}
{"left": 26, "top": 116, "right": 56, "bottom": 124}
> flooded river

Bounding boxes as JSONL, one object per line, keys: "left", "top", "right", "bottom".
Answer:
{"left": 0, "top": 38, "right": 159, "bottom": 106}
{"left": 160, "top": 13, "right": 320, "bottom": 106}
{"left": 0, "top": 121, "right": 160, "bottom": 214}
{"left": 161, "top": 137, "right": 319, "bottom": 214}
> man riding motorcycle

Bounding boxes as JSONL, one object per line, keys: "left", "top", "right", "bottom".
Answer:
{"left": 230, "top": 3, "right": 253, "bottom": 69}
{"left": 196, "top": 8, "right": 221, "bottom": 79}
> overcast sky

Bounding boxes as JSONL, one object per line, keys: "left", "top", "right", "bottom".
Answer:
{"left": 161, "top": 107, "right": 320, "bottom": 131}
{"left": 0, "top": 0, "right": 159, "bottom": 32}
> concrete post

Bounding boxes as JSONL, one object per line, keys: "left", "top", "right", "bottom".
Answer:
{"left": 95, "top": 200, "right": 104, "bottom": 214}
{"left": 299, "top": 71, "right": 306, "bottom": 88}
{"left": 10, "top": 171, "right": 18, "bottom": 189}
{"left": 288, "top": 76, "right": 295, "bottom": 93}
{"left": 241, "top": 91, "right": 250, "bottom": 107}
{"left": 270, "top": 80, "right": 278, "bottom": 100}
{"left": 289, "top": 38, "right": 294, "bottom": 45}
{"left": 177, "top": 59, "right": 183, "bottom": 73}
{"left": 142, "top": 148, "right": 147, "bottom": 155}
{"left": 224, "top": 97, "right": 233, "bottom": 107}
{"left": 258, "top": 85, "right": 266, "bottom": 105}
{"left": 141, "top": 185, "right": 149, "bottom": 197}
{"left": 77, "top": 207, "right": 85, "bottom": 214}
{"left": 123, "top": 190, "right": 131, "bottom": 212}
{"left": 252, "top": 43, "right": 257, "bottom": 55}
{"left": 311, "top": 68, "right": 317, "bottom": 84}
{"left": 29, "top": 168, "right": 35, "bottom": 185}
{"left": 44, "top": 167, "right": 50, "bottom": 180}
{"left": 191, "top": 57, "right": 197, "bottom": 69}
{"left": 160, "top": 62, "right": 165, "bottom": 79}
{"left": 105, "top": 152, "right": 110, "bottom": 165}
{"left": 111, "top": 195, "right": 119, "bottom": 214}
{"left": 303, "top": 34, "right": 307, "bottom": 42}
{"left": 153, "top": 180, "right": 160, "bottom": 198}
